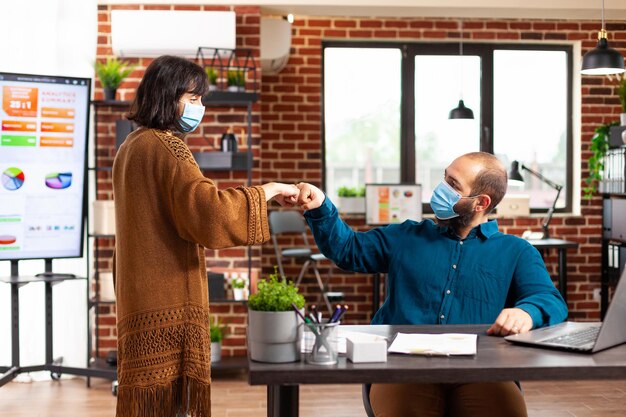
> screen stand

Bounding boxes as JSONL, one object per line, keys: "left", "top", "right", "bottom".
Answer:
{"left": 10, "top": 260, "right": 19, "bottom": 277}
{"left": 34, "top": 259, "right": 76, "bottom": 279}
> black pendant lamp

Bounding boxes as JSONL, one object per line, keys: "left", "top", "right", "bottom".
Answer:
{"left": 449, "top": 20, "right": 474, "bottom": 119}
{"left": 581, "top": 0, "right": 625, "bottom": 75}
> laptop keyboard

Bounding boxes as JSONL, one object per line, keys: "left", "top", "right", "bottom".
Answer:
{"left": 542, "top": 326, "right": 600, "bottom": 347}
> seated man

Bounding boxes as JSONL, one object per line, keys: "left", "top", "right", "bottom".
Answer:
{"left": 296, "top": 152, "right": 567, "bottom": 417}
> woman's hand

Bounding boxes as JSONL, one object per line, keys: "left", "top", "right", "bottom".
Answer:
{"left": 261, "top": 182, "right": 299, "bottom": 207}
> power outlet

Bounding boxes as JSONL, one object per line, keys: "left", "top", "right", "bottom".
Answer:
{"left": 593, "top": 288, "right": 601, "bottom": 302}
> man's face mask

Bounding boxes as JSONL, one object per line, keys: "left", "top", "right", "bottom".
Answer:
{"left": 178, "top": 102, "right": 205, "bottom": 133}
{"left": 430, "top": 180, "right": 478, "bottom": 220}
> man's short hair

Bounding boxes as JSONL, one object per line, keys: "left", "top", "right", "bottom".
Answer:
{"left": 128, "top": 55, "right": 209, "bottom": 132}
{"left": 464, "top": 152, "right": 507, "bottom": 214}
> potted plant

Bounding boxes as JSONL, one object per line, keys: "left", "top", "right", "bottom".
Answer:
{"left": 227, "top": 69, "right": 245, "bottom": 92}
{"left": 205, "top": 67, "right": 218, "bottom": 91}
{"left": 94, "top": 56, "right": 135, "bottom": 101}
{"left": 210, "top": 317, "right": 228, "bottom": 363}
{"left": 336, "top": 186, "right": 366, "bottom": 214}
{"left": 231, "top": 275, "right": 247, "bottom": 301}
{"left": 247, "top": 268, "right": 305, "bottom": 363}
{"left": 583, "top": 121, "right": 619, "bottom": 199}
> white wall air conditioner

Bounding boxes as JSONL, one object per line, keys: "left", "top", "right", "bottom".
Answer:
{"left": 111, "top": 10, "right": 236, "bottom": 57}
{"left": 260, "top": 17, "right": 292, "bottom": 75}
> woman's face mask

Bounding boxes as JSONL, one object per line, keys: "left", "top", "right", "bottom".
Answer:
{"left": 430, "top": 180, "right": 478, "bottom": 220}
{"left": 178, "top": 102, "right": 205, "bottom": 133}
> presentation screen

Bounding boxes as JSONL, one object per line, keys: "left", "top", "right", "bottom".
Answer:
{"left": 0, "top": 72, "right": 90, "bottom": 260}
{"left": 365, "top": 183, "right": 422, "bottom": 225}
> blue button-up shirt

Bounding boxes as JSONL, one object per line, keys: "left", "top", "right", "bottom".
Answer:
{"left": 304, "top": 197, "right": 568, "bottom": 328}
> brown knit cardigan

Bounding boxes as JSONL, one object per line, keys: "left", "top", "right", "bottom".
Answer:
{"left": 112, "top": 128, "right": 269, "bottom": 417}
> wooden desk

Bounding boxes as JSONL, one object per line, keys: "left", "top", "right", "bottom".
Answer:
{"left": 526, "top": 238, "right": 579, "bottom": 304}
{"left": 248, "top": 324, "right": 626, "bottom": 417}
{"left": 371, "top": 238, "right": 579, "bottom": 315}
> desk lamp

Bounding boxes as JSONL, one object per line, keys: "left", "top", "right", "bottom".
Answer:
{"left": 509, "top": 161, "right": 562, "bottom": 240}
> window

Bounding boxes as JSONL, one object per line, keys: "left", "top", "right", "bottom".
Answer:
{"left": 323, "top": 47, "right": 402, "bottom": 199}
{"left": 322, "top": 42, "right": 573, "bottom": 214}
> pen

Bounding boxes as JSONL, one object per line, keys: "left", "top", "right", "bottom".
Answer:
{"left": 329, "top": 305, "right": 342, "bottom": 323}
{"left": 292, "top": 303, "right": 319, "bottom": 336}
{"left": 334, "top": 304, "right": 349, "bottom": 323}
{"left": 310, "top": 305, "right": 321, "bottom": 323}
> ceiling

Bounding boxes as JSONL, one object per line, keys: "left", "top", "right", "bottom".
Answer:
{"left": 100, "top": 0, "right": 626, "bottom": 20}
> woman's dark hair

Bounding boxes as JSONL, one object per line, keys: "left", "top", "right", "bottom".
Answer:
{"left": 127, "top": 55, "right": 209, "bottom": 131}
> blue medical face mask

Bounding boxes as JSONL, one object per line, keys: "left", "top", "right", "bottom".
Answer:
{"left": 178, "top": 102, "right": 205, "bottom": 133}
{"left": 430, "top": 180, "right": 478, "bottom": 220}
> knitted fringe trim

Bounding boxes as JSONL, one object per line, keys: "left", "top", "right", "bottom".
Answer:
{"left": 116, "top": 376, "right": 211, "bottom": 417}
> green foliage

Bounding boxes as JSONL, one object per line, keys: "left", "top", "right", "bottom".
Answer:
{"left": 205, "top": 67, "right": 218, "bottom": 84}
{"left": 247, "top": 268, "right": 305, "bottom": 312}
{"left": 227, "top": 70, "right": 245, "bottom": 87}
{"left": 94, "top": 57, "right": 135, "bottom": 89}
{"left": 232, "top": 276, "right": 246, "bottom": 289}
{"left": 209, "top": 317, "right": 228, "bottom": 343}
{"left": 337, "top": 186, "right": 365, "bottom": 197}
{"left": 583, "top": 121, "right": 619, "bottom": 199}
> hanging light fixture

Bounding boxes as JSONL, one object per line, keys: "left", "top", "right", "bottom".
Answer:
{"left": 581, "top": 0, "right": 625, "bottom": 75}
{"left": 449, "top": 19, "right": 474, "bottom": 119}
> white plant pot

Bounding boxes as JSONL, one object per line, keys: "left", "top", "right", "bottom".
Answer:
{"left": 233, "top": 288, "right": 245, "bottom": 301}
{"left": 99, "top": 272, "right": 115, "bottom": 301}
{"left": 620, "top": 113, "right": 626, "bottom": 127}
{"left": 92, "top": 200, "right": 115, "bottom": 235}
{"left": 248, "top": 309, "right": 303, "bottom": 363}
{"left": 211, "top": 341, "right": 222, "bottom": 363}
{"left": 337, "top": 197, "right": 365, "bottom": 214}
{"left": 227, "top": 85, "right": 244, "bottom": 92}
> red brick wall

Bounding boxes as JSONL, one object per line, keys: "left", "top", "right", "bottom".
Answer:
{"left": 94, "top": 6, "right": 626, "bottom": 358}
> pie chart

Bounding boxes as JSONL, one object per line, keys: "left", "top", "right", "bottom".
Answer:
{"left": 0, "top": 235, "right": 17, "bottom": 245}
{"left": 45, "top": 172, "right": 72, "bottom": 189}
{"left": 2, "top": 167, "right": 25, "bottom": 191}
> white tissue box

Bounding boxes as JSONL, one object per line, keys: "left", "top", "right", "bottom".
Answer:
{"left": 346, "top": 333, "right": 387, "bottom": 363}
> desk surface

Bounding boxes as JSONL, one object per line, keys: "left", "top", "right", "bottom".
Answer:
{"left": 0, "top": 274, "right": 85, "bottom": 285}
{"left": 526, "top": 238, "right": 579, "bottom": 250}
{"left": 248, "top": 325, "right": 626, "bottom": 386}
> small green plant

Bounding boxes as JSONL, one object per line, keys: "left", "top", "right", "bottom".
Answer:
{"left": 227, "top": 69, "right": 246, "bottom": 88}
{"left": 232, "top": 276, "right": 246, "bottom": 289}
{"left": 205, "top": 67, "right": 218, "bottom": 85}
{"left": 583, "top": 121, "right": 619, "bottom": 199}
{"left": 337, "top": 186, "right": 365, "bottom": 198}
{"left": 209, "top": 317, "right": 228, "bottom": 343}
{"left": 94, "top": 57, "right": 135, "bottom": 89}
{"left": 247, "top": 267, "right": 305, "bottom": 312}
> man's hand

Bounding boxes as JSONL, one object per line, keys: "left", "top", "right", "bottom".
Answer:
{"left": 486, "top": 308, "right": 533, "bottom": 337}
{"left": 261, "top": 182, "right": 299, "bottom": 207}
{"left": 296, "top": 182, "right": 325, "bottom": 210}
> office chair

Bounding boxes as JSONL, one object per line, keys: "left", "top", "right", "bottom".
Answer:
{"left": 362, "top": 381, "right": 523, "bottom": 417}
{"left": 269, "top": 210, "right": 343, "bottom": 314}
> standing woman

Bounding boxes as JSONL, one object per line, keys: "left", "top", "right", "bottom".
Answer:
{"left": 112, "top": 55, "right": 298, "bottom": 417}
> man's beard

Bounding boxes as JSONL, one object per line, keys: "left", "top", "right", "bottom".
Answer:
{"left": 435, "top": 199, "right": 476, "bottom": 231}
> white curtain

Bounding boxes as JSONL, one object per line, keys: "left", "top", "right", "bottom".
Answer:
{"left": 0, "top": 0, "right": 97, "bottom": 373}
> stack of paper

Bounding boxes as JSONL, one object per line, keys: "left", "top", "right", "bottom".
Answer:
{"left": 388, "top": 333, "right": 477, "bottom": 356}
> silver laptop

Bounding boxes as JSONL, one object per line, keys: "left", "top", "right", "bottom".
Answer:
{"left": 505, "top": 268, "right": 626, "bottom": 353}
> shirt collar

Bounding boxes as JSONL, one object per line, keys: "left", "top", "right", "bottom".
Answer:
{"left": 437, "top": 219, "right": 500, "bottom": 240}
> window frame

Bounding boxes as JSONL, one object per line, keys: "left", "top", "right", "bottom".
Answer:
{"left": 321, "top": 40, "right": 574, "bottom": 214}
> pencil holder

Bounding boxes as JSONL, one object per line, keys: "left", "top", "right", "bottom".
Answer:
{"left": 304, "top": 321, "right": 340, "bottom": 365}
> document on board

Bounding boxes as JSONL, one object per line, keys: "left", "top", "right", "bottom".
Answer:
{"left": 388, "top": 333, "right": 477, "bottom": 356}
